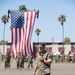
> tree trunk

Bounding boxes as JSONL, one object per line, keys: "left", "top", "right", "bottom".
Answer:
{"left": 3, "top": 24, "right": 5, "bottom": 55}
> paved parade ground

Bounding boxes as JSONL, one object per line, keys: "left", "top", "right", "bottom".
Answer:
{"left": 0, "top": 61, "right": 75, "bottom": 75}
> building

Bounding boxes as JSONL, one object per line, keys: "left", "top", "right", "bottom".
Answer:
{"left": 33, "top": 42, "right": 75, "bottom": 56}
{"left": 0, "top": 40, "right": 8, "bottom": 55}
{"left": 0, "top": 41, "right": 75, "bottom": 56}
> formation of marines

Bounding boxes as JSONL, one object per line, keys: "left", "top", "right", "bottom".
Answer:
{"left": 27, "top": 53, "right": 33, "bottom": 69}
{"left": 16, "top": 52, "right": 25, "bottom": 70}
{"left": 4, "top": 52, "right": 33, "bottom": 70}
{"left": 2, "top": 50, "right": 75, "bottom": 71}
{"left": 4, "top": 52, "right": 11, "bottom": 69}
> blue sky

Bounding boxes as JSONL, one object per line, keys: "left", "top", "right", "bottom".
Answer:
{"left": 0, "top": 0, "right": 75, "bottom": 42}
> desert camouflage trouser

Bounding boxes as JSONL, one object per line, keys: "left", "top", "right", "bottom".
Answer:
{"left": 38, "top": 70, "right": 50, "bottom": 75}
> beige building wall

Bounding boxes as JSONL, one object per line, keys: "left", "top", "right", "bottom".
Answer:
{"left": 0, "top": 41, "right": 8, "bottom": 55}
{"left": 0, "top": 45, "right": 7, "bottom": 55}
{"left": 64, "top": 44, "right": 71, "bottom": 55}
{"left": 52, "top": 43, "right": 59, "bottom": 53}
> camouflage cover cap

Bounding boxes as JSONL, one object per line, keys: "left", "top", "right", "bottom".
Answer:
{"left": 39, "top": 44, "right": 45, "bottom": 47}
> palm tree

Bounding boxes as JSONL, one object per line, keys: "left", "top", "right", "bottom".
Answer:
{"left": 58, "top": 15, "right": 66, "bottom": 56}
{"left": 35, "top": 28, "right": 41, "bottom": 42}
{"left": 58, "top": 15, "right": 66, "bottom": 53}
{"left": 58, "top": 15, "right": 66, "bottom": 42}
{"left": 64, "top": 37, "right": 70, "bottom": 44}
{"left": 19, "top": 5, "right": 28, "bottom": 11}
{"left": 1, "top": 15, "right": 8, "bottom": 55}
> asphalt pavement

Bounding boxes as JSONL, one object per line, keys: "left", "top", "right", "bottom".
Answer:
{"left": 0, "top": 61, "right": 75, "bottom": 75}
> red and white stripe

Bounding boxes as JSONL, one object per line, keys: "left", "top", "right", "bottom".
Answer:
{"left": 11, "top": 11, "right": 37, "bottom": 59}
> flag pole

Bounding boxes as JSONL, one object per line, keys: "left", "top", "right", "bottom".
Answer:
{"left": 8, "top": 9, "right": 39, "bottom": 19}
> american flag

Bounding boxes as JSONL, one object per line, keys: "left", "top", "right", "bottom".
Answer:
{"left": 10, "top": 11, "right": 37, "bottom": 58}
